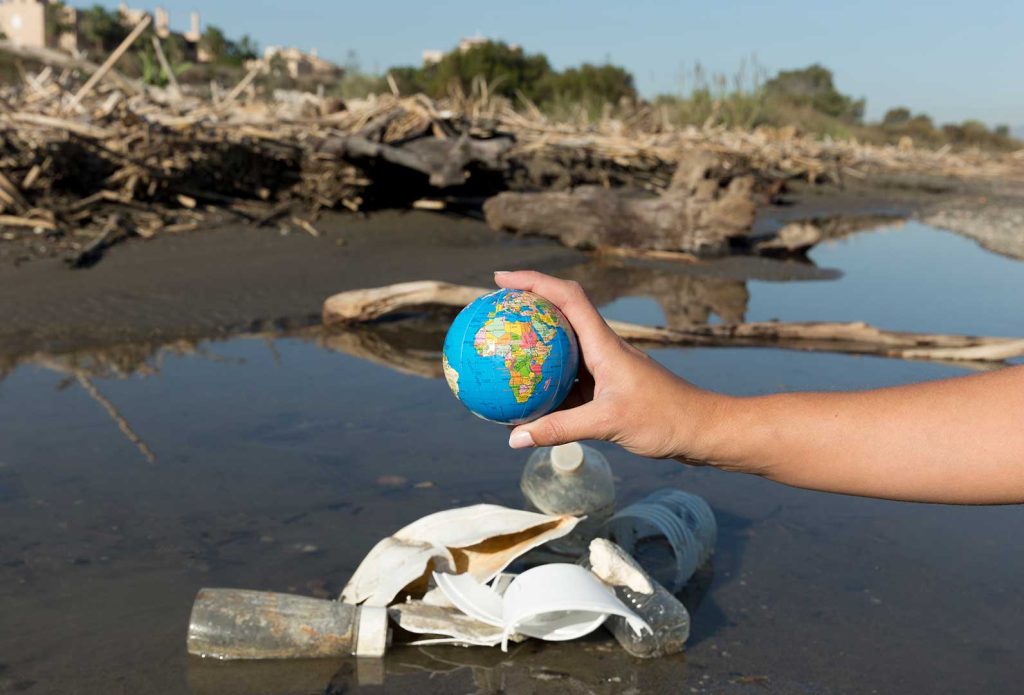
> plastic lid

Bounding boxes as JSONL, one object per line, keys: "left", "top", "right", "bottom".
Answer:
{"left": 354, "top": 606, "right": 389, "bottom": 657}
{"left": 551, "top": 443, "right": 584, "bottom": 473}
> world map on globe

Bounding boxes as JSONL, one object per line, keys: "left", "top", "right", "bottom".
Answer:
{"left": 442, "top": 289, "right": 579, "bottom": 424}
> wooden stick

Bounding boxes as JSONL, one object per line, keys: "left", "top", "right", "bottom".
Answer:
{"left": 0, "top": 215, "right": 56, "bottom": 230}
{"left": 4, "top": 111, "right": 114, "bottom": 138}
{"left": 150, "top": 36, "right": 181, "bottom": 100}
{"left": 75, "top": 373, "right": 157, "bottom": 464}
{"left": 321, "top": 281, "right": 1024, "bottom": 364}
{"left": 0, "top": 40, "right": 141, "bottom": 94}
{"left": 223, "top": 63, "right": 261, "bottom": 105}
{"left": 66, "top": 14, "right": 151, "bottom": 113}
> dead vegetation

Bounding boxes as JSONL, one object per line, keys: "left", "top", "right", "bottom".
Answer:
{"left": 1, "top": 27, "right": 1022, "bottom": 265}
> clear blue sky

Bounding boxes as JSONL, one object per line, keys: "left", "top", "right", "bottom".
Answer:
{"left": 86, "top": 0, "right": 1022, "bottom": 126}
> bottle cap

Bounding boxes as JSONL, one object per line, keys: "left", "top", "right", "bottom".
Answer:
{"left": 551, "top": 442, "right": 584, "bottom": 473}
{"left": 354, "top": 605, "right": 390, "bottom": 657}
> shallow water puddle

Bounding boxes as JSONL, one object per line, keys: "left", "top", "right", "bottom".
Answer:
{"left": 2, "top": 222, "right": 1024, "bottom": 693}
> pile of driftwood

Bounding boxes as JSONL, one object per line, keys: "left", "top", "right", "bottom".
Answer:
{"left": 1, "top": 22, "right": 1023, "bottom": 264}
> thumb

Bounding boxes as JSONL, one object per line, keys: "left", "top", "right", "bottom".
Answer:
{"left": 508, "top": 402, "right": 607, "bottom": 449}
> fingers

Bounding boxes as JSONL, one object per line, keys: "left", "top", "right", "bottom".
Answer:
{"left": 508, "top": 401, "right": 607, "bottom": 449}
{"left": 493, "top": 271, "right": 620, "bottom": 362}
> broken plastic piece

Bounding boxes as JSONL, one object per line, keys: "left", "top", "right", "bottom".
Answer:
{"left": 187, "top": 588, "right": 389, "bottom": 659}
{"left": 340, "top": 504, "right": 579, "bottom": 607}
{"left": 585, "top": 538, "right": 691, "bottom": 658}
{"left": 604, "top": 489, "right": 716, "bottom": 593}
{"left": 432, "top": 564, "right": 651, "bottom": 651}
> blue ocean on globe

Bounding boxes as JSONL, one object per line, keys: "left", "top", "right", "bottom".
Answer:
{"left": 442, "top": 289, "right": 579, "bottom": 425}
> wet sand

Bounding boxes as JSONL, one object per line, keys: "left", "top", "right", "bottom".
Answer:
{"left": 0, "top": 206, "right": 848, "bottom": 365}
{"left": 3, "top": 200, "right": 1024, "bottom": 694}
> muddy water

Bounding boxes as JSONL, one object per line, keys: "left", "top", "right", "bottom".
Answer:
{"left": 2, "top": 221, "right": 1024, "bottom": 694}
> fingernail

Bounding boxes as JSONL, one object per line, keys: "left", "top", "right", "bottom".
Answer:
{"left": 508, "top": 430, "right": 535, "bottom": 449}
{"left": 494, "top": 270, "right": 511, "bottom": 275}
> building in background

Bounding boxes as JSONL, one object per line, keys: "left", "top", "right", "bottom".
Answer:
{"left": 248, "top": 45, "right": 343, "bottom": 80}
{"left": 0, "top": 0, "right": 76, "bottom": 51}
{"left": 0, "top": 1, "right": 205, "bottom": 59}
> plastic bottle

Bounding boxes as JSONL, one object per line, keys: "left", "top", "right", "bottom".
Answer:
{"left": 603, "top": 489, "right": 716, "bottom": 594}
{"left": 581, "top": 538, "right": 690, "bottom": 658}
{"left": 187, "top": 588, "right": 390, "bottom": 659}
{"left": 520, "top": 442, "right": 615, "bottom": 555}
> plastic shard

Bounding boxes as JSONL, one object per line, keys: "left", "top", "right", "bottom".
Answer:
{"left": 340, "top": 504, "right": 580, "bottom": 607}
{"left": 433, "top": 564, "right": 651, "bottom": 651}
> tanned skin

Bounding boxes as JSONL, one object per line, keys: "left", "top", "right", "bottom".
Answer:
{"left": 498, "top": 271, "right": 1024, "bottom": 504}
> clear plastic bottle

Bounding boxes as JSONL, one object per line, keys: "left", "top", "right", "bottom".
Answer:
{"left": 520, "top": 443, "right": 615, "bottom": 555}
{"left": 603, "top": 489, "right": 716, "bottom": 594}
{"left": 187, "top": 588, "right": 390, "bottom": 659}
{"left": 581, "top": 538, "right": 690, "bottom": 658}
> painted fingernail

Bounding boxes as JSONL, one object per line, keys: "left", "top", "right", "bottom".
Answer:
{"left": 508, "top": 430, "right": 535, "bottom": 449}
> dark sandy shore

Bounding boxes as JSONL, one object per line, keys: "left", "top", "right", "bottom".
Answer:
{"left": 4, "top": 172, "right": 1021, "bottom": 363}
{"left": 0, "top": 203, "right": 856, "bottom": 363}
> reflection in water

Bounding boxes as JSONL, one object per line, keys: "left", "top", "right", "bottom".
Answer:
{"left": 562, "top": 258, "right": 750, "bottom": 327}
{"left": 0, "top": 254, "right": 835, "bottom": 385}
{"left": 186, "top": 637, "right": 686, "bottom": 694}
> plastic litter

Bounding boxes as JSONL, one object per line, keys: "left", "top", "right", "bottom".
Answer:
{"left": 520, "top": 443, "right": 616, "bottom": 555}
{"left": 584, "top": 538, "right": 691, "bottom": 658}
{"left": 604, "top": 489, "right": 717, "bottom": 593}
{"left": 186, "top": 493, "right": 718, "bottom": 661}
{"left": 187, "top": 588, "right": 390, "bottom": 659}
{"left": 432, "top": 563, "right": 650, "bottom": 651}
{"left": 340, "top": 503, "right": 579, "bottom": 606}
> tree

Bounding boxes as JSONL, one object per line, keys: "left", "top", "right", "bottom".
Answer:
{"left": 540, "top": 63, "right": 637, "bottom": 105}
{"left": 428, "top": 41, "right": 553, "bottom": 100}
{"left": 882, "top": 107, "right": 912, "bottom": 126}
{"left": 764, "top": 64, "right": 865, "bottom": 123}
{"left": 199, "top": 25, "right": 228, "bottom": 61}
{"left": 77, "top": 4, "right": 128, "bottom": 53}
{"left": 387, "top": 41, "right": 637, "bottom": 109}
{"left": 199, "top": 25, "right": 257, "bottom": 66}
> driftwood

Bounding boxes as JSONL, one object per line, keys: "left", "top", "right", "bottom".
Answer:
{"left": 321, "top": 281, "right": 1024, "bottom": 365}
{"left": 0, "top": 36, "right": 1021, "bottom": 266}
{"left": 75, "top": 373, "right": 157, "bottom": 464}
{"left": 483, "top": 152, "right": 757, "bottom": 256}
{"left": 320, "top": 134, "right": 512, "bottom": 187}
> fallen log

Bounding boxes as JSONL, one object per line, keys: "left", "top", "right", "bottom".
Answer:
{"left": 484, "top": 152, "right": 757, "bottom": 255}
{"left": 319, "top": 134, "right": 512, "bottom": 188}
{"left": 322, "top": 281, "right": 1024, "bottom": 365}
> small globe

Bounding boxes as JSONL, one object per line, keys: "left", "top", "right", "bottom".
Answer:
{"left": 442, "top": 289, "right": 579, "bottom": 425}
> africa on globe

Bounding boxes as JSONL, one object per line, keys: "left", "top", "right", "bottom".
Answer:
{"left": 442, "top": 289, "right": 579, "bottom": 425}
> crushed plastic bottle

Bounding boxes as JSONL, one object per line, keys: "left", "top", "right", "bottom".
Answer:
{"left": 582, "top": 538, "right": 691, "bottom": 658}
{"left": 520, "top": 442, "right": 615, "bottom": 555}
{"left": 603, "top": 489, "right": 716, "bottom": 593}
{"left": 187, "top": 588, "right": 390, "bottom": 659}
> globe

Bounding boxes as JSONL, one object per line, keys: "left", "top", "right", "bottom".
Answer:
{"left": 442, "top": 289, "right": 580, "bottom": 425}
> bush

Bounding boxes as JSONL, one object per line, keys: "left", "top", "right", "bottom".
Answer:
{"left": 763, "top": 64, "right": 864, "bottom": 123}
{"left": 77, "top": 4, "right": 129, "bottom": 54}
{"left": 389, "top": 41, "right": 635, "bottom": 111}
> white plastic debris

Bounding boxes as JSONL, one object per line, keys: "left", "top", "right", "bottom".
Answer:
{"left": 432, "top": 564, "right": 651, "bottom": 651}
{"left": 341, "top": 504, "right": 580, "bottom": 607}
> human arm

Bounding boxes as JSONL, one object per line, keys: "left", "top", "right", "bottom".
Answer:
{"left": 496, "top": 270, "right": 1024, "bottom": 504}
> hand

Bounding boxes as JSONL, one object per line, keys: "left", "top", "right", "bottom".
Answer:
{"left": 495, "top": 271, "right": 727, "bottom": 461}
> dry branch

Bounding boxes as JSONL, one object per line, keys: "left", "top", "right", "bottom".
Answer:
{"left": 321, "top": 282, "right": 1024, "bottom": 365}
{"left": 66, "top": 15, "right": 151, "bottom": 113}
